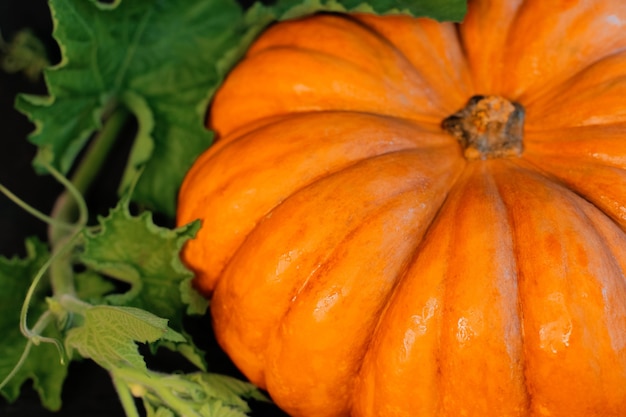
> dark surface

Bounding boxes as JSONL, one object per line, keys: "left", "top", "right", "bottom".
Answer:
{"left": 0, "top": 1, "right": 288, "bottom": 416}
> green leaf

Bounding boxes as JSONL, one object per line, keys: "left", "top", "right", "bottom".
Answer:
{"left": 198, "top": 402, "right": 251, "bottom": 417}
{"left": 0, "top": 238, "right": 68, "bottom": 411}
{"left": 65, "top": 304, "right": 184, "bottom": 371}
{"left": 16, "top": 0, "right": 252, "bottom": 216}
{"left": 74, "top": 269, "right": 117, "bottom": 302}
{"left": 181, "top": 276, "right": 209, "bottom": 316}
{"left": 191, "top": 373, "right": 268, "bottom": 409}
{"left": 144, "top": 404, "right": 175, "bottom": 417}
{"left": 125, "top": 368, "right": 267, "bottom": 417}
{"left": 269, "top": 0, "right": 466, "bottom": 21}
{"left": 77, "top": 198, "right": 209, "bottom": 376}
{"left": 79, "top": 199, "right": 202, "bottom": 329}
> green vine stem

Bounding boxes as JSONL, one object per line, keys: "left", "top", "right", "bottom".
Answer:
{"left": 0, "top": 310, "right": 55, "bottom": 390}
{"left": 49, "top": 106, "right": 130, "bottom": 246}
{"left": 15, "top": 105, "right": 130, "bottom": 366}
{"left": 18, "top": 229, "right": 79, "bottom": 359}
{"left": 42, "top": 162, "right": 89, "bottom": 298}
{"left": 48, "top": 106, "right": 130, "bottom": 297}
{"left": 0, "top": 183, "right": 75, "bottom": 231}
{"left": 112, "top": 373, "right": 142, "bottom": 417}
{"left": 112, "top": 367, "right": 205, "bottom": 417}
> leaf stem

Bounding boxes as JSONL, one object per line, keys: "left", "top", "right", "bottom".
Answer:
{"left": 57, "top": 293, "right": 91, "bottom": 316}
{"left": 112, "top": 373, "right": 142, "bottom": 417}
{"left": 42, "top": 163, "right": 89, "bottom": 298}
{"left": 47, "top": 106, "right": 130, "bottom": 298}
{"left": 19, "top": 232, "right": 79, "bottom": 360}
{"left": 49, "top": 106, "right": 130, "bottom": 246}
{"left": 0, "top": 183, "right": 76, "bottom": 231}
{"left": 113, "top": 368, "right": 204, "bottom": 417}
{"left": 0, "top": 311, "right": 55, "bottom": 391}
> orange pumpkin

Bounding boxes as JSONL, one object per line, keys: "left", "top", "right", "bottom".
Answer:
{"left": 177, "top": 1, "right": 626, "bottom": 416}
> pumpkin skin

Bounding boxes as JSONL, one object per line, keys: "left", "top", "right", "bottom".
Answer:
{"left": 177, "top": 1, "right": 626, "bottom": 416}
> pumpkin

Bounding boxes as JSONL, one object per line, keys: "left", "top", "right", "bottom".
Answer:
{"left": 177, "top": 0, "right": 626, "bottom": 415}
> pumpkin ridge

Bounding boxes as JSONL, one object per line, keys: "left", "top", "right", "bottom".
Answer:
{"left": 179, "top": 112, "right": 456, "bottom": 293}
{"left": 242, "top": 138, "right": 458, "bottom": 217}
{"left": 268, "top": 147, "right": 463, "bottom": 311}
{"left": 345, "top": 14, "right": 461, "bottom": 112}
{"left": 515, "top": 154, "right": 626, "bottom": 231}
{"left": 222, "top": 109, "right": 446, "bottom": 139}
{"left": 575, "top": 199, "right": 626, "bottom": 360}
{"left": 501, "top": 156, "right": 626, "bottom": 243}
{"left": 253, "top": 44, "right": 385, "bottom": 77}
{"left": 255, "top": 13, "right": 460, "bottom": 113}
{"left": 252, "top": 44, "right": 451, "bottom": 121}
{"left": 214, "top": 150, "right": 463, "bottom": 414}
{"left": 492, "top": 160, "right": 626, "bottom": 414}
{"left": 354, "top": 13, "right": 474, "bottom": 111}
{"left": 503, "top": 1, "right": 626, "bottom": 99}
{"left": 458, "top": 0, "right": 525, "bottom": 94}
{"left": 519, "top": 51, "right": 626, "bottom": 111}
{"left": 490, "top": 160, "right": 536, "bottom": 414}
{"left": 521, "top": 123, "right": 626, "bottom": 155}
{"left": 434, "top": 161, "right": 528, "bottom": 414}
{"left": 523, "top": 51, "right": 626, "bottom": 129}
{"left": 211, "top": 45, "right": 446, "bottom": 132}
{"left": 343, "top": 150, "right": 469, "bottom": 414}
{"left": 264, "top": 183, "right": 452, "bottom": 415}
{"left": 239, "top": 120, "right": 459, "bottom": 217}
{"left": 210, "top": 109, "right": 448, "bottom": 146}
{"left": 211, "top": 13, "right": 467, "bottom": 136}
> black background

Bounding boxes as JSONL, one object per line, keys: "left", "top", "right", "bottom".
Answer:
{"left": 0, "top": 1, "right": 287, "bottom": 415}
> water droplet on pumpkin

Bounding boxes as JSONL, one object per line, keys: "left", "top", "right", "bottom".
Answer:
{"left": 606, "top": 14, "right": 623, "bottom": 26}
{"left": 538, "top": 293, "right": 573, "bottom": 353}
{"left": 402, "top": 298, "right": 439, "bottom": 360}
{"left": 456, "top": 309, "right": 484, "bottom": 346}
{"left": 313, "top": 292, "right": 340, "bottom": 321}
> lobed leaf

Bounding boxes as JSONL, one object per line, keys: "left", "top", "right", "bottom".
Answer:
{"left": 135, "top": 370, "right": 268, "bottom": 417}
{"left": 0, "top": 238, "right": 68, "bottom": 411}
{"left": 16, "top": 0, "right": 251, "bottom": 216}
{"left": 65, "top": 304, "right": 184, "bottom": 371}
{"left": 270, "top": 0, "right": 467, "bottom": 21}
{"left": 79, "top": 198, "right": 203, "bottom": 328}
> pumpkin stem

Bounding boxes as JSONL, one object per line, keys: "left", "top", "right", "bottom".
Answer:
{"left": 442, "top": 95, "right": 525, "bottom": 160}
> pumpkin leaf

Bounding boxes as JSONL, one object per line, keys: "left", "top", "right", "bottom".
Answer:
{"left": 0, "top": 238, "right": 68, "bottom": 411}
{"left": 143, "top": 404, "right": 175, "bottom": 417}
{"left": 269, "top": 0, "right": 467, "bottom": 21}
{"left": 65, "top": 304, "right": 185, "bottom": 371}
{"left": 134, "top": 370, "right": 268, "bottom": 417}
{"left": 15, "top": 0, "right": 250, "bottom": 216}
{"left": 79, "top": 198, "right": 204, "bottom": 330}
{"left": 78, "top": 198, "right": 207, "bottom": 371}
{"left": 190, "top": 373, "right": 268, "bottom": 409}
{"left": 73, "top": 269, "right": 117, "bottom": 303}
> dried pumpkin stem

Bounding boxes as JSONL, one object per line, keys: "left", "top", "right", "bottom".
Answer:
{"left": 442, "top": 95, "right": 525, "bottom": 160}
